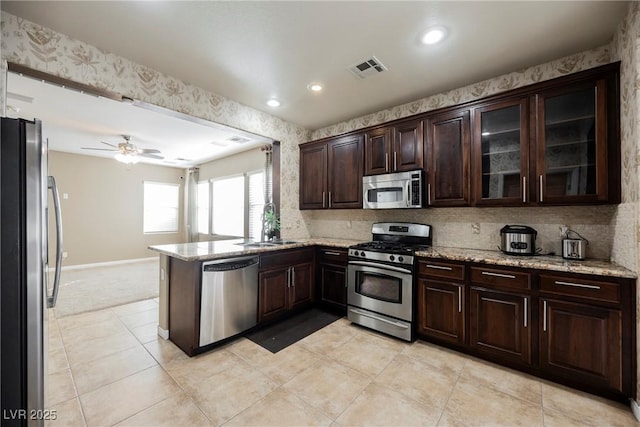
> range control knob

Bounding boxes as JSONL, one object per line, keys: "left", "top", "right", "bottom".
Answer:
{"left": 360, "top": 251, "right": 366, "bottom": 257}
{"left": 389, "top": 255, "right": 395, "bottom": 261}
{"left": 398, "top": 256, "right": 404, "bottom": 263}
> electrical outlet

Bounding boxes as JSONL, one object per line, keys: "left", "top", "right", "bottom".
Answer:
{"left": 346, "top": 220, "right": 352, "bottom": 229}
{"left": 62, "top": 251, "right": 68, "bottom": 259}
{"left": 560, "top": 225, "right": 568, "bottom": 238}
{"left": 63, "top": 193, "right": 69, "bottom": 200}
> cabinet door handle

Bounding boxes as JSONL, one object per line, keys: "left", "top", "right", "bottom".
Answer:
{"left": 323, "top": 251, "right": 342, "bottom": 256}
{"left": 555, "top": 280, "right": 600, "bottom": 290}
{"left": 543, "top": 300, "right": 547, "bottom": 332}
{"left": 539, "top": 175, "right": 544, "bottom": 202}
{"left": 458, "top": 287, "right": 462, "bottom": 313}
{"left": 427, "top": 183, "right": 431, "bottom": 206}
{"left": 385, "top": 153, "right": 389, "bottom": 172}
{"left": 286, "top": 267, "right": 291, "bottom": 288}
{"left": 522, "top": 176, "right": 527, "bottom": 203}
{"left": 394, "top": 151, "right": 397, "bottom": 171}
{"left": 481, "top": 271, "right": 516, "bottom": 279}
{"left": 322, "top": 191, "right": 326, "bottom": 208}
{"left": 328, "top": 192, "right": 332, "bottom": 208}
{"left": 291, "top": 266, "right": 295, "bottom": 287}
{"left": 426, "top": 264, "right": 452, "bottom": 271}
{"left": 523, "top": 297, "right": 528, "bottom": 328}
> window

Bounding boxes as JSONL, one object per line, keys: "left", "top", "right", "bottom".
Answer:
{"left": 212, "top": 175, "right": 244, "bottom": 236}
{"left": 248, "top": 171, "right": 265, "bottom": 240}
{"left": 196, "top": 181, "right": 210, "bottom": 234}
{"left": 203, "top": 170, "right": 267, "bottom": 239}
{"left": 143, "top": 182, "right": 179, "bottom": 233}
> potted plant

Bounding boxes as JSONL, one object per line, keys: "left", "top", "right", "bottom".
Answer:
{"left": 263, "top": 210, "right": 281, "bottom": 241}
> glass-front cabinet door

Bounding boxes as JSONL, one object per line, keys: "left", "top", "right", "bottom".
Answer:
{"left": 535, "top": 80, "right": 607, "bottom": 204}
{"left": 472, "top": 98, "right": 529, "bottom": 205}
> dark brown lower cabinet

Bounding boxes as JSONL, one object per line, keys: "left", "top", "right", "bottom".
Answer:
{"left": 540, "top": 298, "right": 622, "bottom": 391}
{"left": 290, "top": 262, "right": 313, "bottom": 310}
{"left": 469, "top": 287, "right": 531, "bottom": 366}
{"left": 316, "top": 247, "right": 348, "bottom": 313}
{"left": 258, "top": 268, "right": 290, "bottom": 323}
{"left": 417, "top": 278, "right": 465, "bottom": 345}
{"left": 258, "top": 248, "right": 314, "bottom": 323}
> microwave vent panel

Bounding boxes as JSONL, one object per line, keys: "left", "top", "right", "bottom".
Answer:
{"left": 348, "top": 56, "right": 388, "bottom": 79}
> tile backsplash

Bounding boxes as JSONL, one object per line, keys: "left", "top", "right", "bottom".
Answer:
{"left": 304, "top": 205, "right": 616, "bottom": 260}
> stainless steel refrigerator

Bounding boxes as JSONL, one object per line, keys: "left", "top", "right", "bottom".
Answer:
{"left": 1, "top": 118, "right": 63, "bottom": 426}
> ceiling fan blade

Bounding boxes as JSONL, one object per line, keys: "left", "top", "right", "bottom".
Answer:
{"left": 81, "top": 147, "right": 118, "bottom": 151}
{"left": 138, "top": 148, "right": 161, "bottom": 154}
{"left": 100, "top": 141, "right": 119, "bottom": 148}
{"left": 139, "top": 153, "right": 164, "bottom": 159}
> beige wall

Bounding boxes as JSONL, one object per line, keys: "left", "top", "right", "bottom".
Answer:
{"left": 198, "top": 147, "right": 264, "bottom": 180}
{"left": 49, "top": 151, "right": 185, "bottom": 266}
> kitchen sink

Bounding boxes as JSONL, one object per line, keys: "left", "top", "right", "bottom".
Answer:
{"left": 236, "top": 242, "right": 277, "bottom": 248}
{"left": 235, "top": 240, "right": 299, "bottom": 248}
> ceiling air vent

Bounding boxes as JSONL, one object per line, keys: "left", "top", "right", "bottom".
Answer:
{"left": 227, "top": 136, "right": 251, "bottom": 144}
{"left": 348, "top": 56, "right": 388, "bottom": 79}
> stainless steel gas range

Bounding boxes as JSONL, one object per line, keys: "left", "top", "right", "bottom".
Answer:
{"left": 347, "top": 222, "right": 432, "bottom": 341}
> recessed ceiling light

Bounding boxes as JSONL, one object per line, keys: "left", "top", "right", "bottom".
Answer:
{"left": 267, "top": 99, "right": 280, "bottom": 107}
{"left": 308, "top": 83, "right": 323, "bottom": 92}
{"left": 421, "top": 27, "right": 447, "bottom": 45}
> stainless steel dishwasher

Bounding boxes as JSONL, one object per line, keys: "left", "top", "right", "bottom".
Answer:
{"left": 199, "top": 256, "right": 259, "bottom": 347}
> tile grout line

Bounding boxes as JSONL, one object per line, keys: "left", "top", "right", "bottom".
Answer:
{"left": 433, "top": 354, "right": 469, "bottom": 426}
{"left": 49, "top": 314, "right": 88, "bottom": 426}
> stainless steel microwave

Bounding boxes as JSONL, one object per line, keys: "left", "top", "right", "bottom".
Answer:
{"left": 363, "top": 170, "right": 423, "bottom": 209}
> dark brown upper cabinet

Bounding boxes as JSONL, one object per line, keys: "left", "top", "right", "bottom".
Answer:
{"left": 299, "top": 143, "right": 327, "bottom": 210}
{"left": 299, "top": 134, "right": 363, "bottom": 210}
{"left": 394, "top": 119, "right": 424, "bottom": 172}
{"left": 472, "top": 97, "right": 530, "bottom": 206}
{"left": 364, "top": 120, "right": 423, "bottom": 176}
{"left": 364, "top": 127, "right": 392, "bottom": 175}
{"left": 534, "top": 78, "right": 617, "bottom": 205}
{"left": 424, "top": 109, "right": 471, "bottom": 206}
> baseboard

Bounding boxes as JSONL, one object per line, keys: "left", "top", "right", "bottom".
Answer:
{"left": 631, "top": 399, "right": 640, "bottom": 422}
{"left": 157, "top": 326, "right": 169, "bottom": 340}
{"left": 58, "top": 257, "right": 158, "bottom": 271}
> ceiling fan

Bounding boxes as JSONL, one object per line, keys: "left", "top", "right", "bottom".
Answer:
{"left": 81, "top": 135, "right": 164, "bottom": 164}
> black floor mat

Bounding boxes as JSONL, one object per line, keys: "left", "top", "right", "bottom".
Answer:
{"left": 245, "top": 308, "right": 342, "bottom": 353}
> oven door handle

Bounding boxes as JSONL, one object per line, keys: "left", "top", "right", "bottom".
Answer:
{"left": 349, "top": 308, "right": 409, "bottom": 329}
{"left": 348, "top": 260, "right": 412, "bottom": 274}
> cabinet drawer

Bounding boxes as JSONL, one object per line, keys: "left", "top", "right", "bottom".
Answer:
{"left": 539, "top": 274, "right": 621, "bottom": 304}
{"left": 418, "top": 259, "right": 465, "bottom": 281}
{"left": 260, "top": 248, "right": 314, "bottom": 270}
{"left": 470, "top": 266, "right": 531, "bottom": 291}
{"left": 317, "top": 247, "right": 348, "bottom": 264}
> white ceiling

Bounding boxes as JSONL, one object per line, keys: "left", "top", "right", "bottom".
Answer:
{"left": 1, "top": 1, "right": 628, "bottom": 132}
{"left": 5, "top": 72, "right": 272, "bottom": 168}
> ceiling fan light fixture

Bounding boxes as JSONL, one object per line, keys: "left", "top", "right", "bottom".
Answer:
{"left": 114, "top": 152, "right": 139, "bottom": 164}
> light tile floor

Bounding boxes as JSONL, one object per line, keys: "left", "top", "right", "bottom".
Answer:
{"left": 46, "top": 299, "right": 638, "bottom": 427}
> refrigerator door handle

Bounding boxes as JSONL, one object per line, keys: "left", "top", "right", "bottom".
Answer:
{"left": 47, "top": 176, "right": 63, "bottom": 308}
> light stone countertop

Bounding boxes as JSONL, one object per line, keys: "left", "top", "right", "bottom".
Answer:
{"left": 148, "top": 238, "right": 363, "bottom": 262}
{"left": 416, "top": 247, "right": 637, "bottom": 279}
{"left": 149, "top": 239, "right": 636, "bottom": 279}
